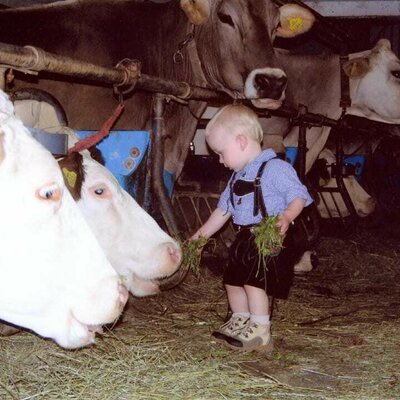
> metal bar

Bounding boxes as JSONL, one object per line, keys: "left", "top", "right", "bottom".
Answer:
{"left": 297, "top": 123, "right": 307, "bottom": 183}
{"left": 0, "top": 42, "right": 231, "bottom": 102}
{"left": 151, "top": 94, "right": 180, "bottom": 237}
{"left": 334, "top": 127, "right": 358, "bottom": 218}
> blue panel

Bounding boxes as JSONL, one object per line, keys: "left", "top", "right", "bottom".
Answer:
{"left": 75, "top": 130, "right": 175, "bottom": 201}
{"left": 76, "top": 130, "right": 150, "bottom": 176}
{"left": 344, "top": 155, "right": 365, "bottom": 182}
{"left": 285, "top": 146, "right": 298, "bottom": 166}
{"left": 163, "top": 170, "right": 176, "bottom": 198}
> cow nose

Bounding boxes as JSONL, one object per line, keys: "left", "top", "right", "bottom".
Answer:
{"left": 254, "top": 74, "right": 287, "bottom": 99}
{"left": 168, "top": 244, "right": 182, "bottom": 265}
{"left": 118, "top": 281, "right": 129, "bottom": 307}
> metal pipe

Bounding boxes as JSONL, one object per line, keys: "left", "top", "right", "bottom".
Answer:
{"left": 0, "top": 42, "right": 230, "bottom": 102}
{"left": 334, "top": 126, "right": 358, "bottom": 218}
{"left": 151, "top": 94, "right": 180, "bottom": 237}
{"left": 297, "top": 123, "right": 307, "bottom": 183}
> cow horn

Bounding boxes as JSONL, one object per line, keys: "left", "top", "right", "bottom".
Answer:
{"left": 180, "top": 0, "right": 210, "bottom": 26}
{"left": 276, "top": 4, "right": 315, "bottom": 38}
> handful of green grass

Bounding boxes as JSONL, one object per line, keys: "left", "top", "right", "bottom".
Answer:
{"left": 253, "top": 216, "right": 283, "bottom": 257}
{"left": 180, "top": 236, "right": 211, "bottom": 276}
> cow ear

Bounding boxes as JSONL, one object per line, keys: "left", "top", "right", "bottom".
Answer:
{"left": 343, "top": 58, "right": 370, "bottom": 79}
{"left": 276, "top": 4, "right": 315, "bottom": 38}
{"left": 58, "top": 152, "right": 84, "bottom": 201}
{"left": 88, "top": 145, "right": 105, "bottom": 165}
{"left": 180, "top": 0, "right": 210, "bottom": 25}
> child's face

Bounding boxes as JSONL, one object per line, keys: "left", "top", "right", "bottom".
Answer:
{"left": 206, "top": 126, "right": 247, "bottom": 171}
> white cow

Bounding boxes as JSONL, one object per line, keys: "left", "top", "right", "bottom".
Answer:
{"left": 13, "top": 98, "right": 183, "bottom": 298}
{"left": 260, "top": 39, "right": 400, "bottom": 221}
{"left": 67, "top": 145, "right": 183, "bottom": 297}
{"left": 0, "top": 90, "right": 128, "bottom": 349}
{"left": 262, "top": 39, "right": 400, "bottom": 172}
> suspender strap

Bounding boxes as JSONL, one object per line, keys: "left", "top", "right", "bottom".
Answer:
{"left": 253, "top": 161, "right": 268, "bottom": 217}
{"left": 229, "top": 157, "right": 277, "bottom": 217}
{"left": 229, "top": 172, "right": 237, "bottom": 209}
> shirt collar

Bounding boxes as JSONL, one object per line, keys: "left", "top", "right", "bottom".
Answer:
{"left": 237, "top": 149, "right": 277, "bottom": 176}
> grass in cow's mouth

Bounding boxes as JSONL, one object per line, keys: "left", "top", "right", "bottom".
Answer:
{"left": 180, "top": 236, "right": 215, "bottom": 276}
{"left": 253, "top": 215, "right": 283, "bottom": 257}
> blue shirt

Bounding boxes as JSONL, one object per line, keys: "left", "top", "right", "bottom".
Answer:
{"left": 217, "top": 149, "right": 313, "bottom": 225}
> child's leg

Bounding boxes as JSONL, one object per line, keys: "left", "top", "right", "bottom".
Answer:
{"left": 212, "top": 284, "right": 250, "bottom": 341}
{"left": 225, "top": 284, "right": 250, "bottom": 314}
{"left": 244, "top": 285, "right": 269, "bottom": 323}
{"left": 225, "top": 285, "right": 273, "bottom": 352}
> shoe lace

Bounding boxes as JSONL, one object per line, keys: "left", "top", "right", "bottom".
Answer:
{"left": 242, "top": 322, "right": 258, "bottom": 338}
{"left": 224, "top": 316, "right": 244, "bottom": 331}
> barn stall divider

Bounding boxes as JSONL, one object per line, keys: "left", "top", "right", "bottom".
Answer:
{"left": 0, "top": 41, "right": 387, "bottom": 243}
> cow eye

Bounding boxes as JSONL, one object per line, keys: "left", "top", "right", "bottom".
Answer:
{"left": 391, "top": 70, "right": 400, "bottom": 79}
{"left": 36, "top": 183, "right": 62, "bottom": 202}
{"left": 217, "top": 12, "right": 234, "bottom": 27}
{"left": 94, "top": 188, "right": 104, "bottom": 195}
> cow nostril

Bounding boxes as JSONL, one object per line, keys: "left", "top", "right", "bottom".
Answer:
{"left": 254, "top": 73, "right": 287, "bottom": 99}
{"left": 118, "top": 282, "right": 129, "bottom": 306}
{"left": 254, "top": 74, "right": 271, "bottom": 91}
{"left": 168, "top": 245, "right": 182, "bottom": 264}
{"left": 276, "top": 75, "right": 287, "bottom": 91}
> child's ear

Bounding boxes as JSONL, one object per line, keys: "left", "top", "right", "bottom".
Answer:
{"left": 237, "top": 134, "right": 248, "bottom": 150}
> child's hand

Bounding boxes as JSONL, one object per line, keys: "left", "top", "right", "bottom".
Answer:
{"left": 276, "top": 214, "right": 291, "bottom": 236}
{"left": 189, "top": 230, "right": 201, "bottom": 241}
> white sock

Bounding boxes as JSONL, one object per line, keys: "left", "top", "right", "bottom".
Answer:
{"left": 250, "top": 314, "right": 270, "bottom": 325}
{"left": 232, "top": 312, "right": 250, "bottom": 319}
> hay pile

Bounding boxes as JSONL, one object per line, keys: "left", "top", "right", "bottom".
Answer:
{"left": 0, "top": 229, "right": 399, "bottom": 399}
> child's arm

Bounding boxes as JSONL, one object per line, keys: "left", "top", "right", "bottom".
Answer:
{"left": 276, "top": 198, "right": 306, "bottom": 235}
{"left": 190, "top": 208, "right": 231, "bottom": 240}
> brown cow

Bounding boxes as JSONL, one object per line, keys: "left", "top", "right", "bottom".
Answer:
{"left": 0, "top": 0, "right": 313, "bottom": 178}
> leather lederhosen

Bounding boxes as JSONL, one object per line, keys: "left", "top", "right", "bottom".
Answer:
{"left": 223, "top": 158, "right": 314, "bottom": 299}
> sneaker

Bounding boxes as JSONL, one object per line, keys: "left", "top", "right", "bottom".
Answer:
{"left": 211, "top": 314, "right": 249, "bottom": 341}
{"left": 226, "top": 321, "right": 273, "bottom": 352}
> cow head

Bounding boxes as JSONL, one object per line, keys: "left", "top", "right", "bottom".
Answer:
{"left": 184, "top": 0, "right": 314, "bottom": 110}
{"left": 344, "top": 39, "right": 400, "bottom": 123}
{"left": 309, "top": 149, "right": 376, "bottom": 219}
{"left": 58, "top": 134, "right": 182, "bottom": 298}
{"left": 0, "top": 91, "right": 127, "bottom": 349}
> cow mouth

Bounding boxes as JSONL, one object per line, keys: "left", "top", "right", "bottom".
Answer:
{"left": 245, "top": 68, "right": 287, "bottom": 110}
{"left": 251, "top": 98, "right": 283, "bottom": 110}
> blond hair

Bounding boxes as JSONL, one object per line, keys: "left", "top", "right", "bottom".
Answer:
{"left": 205, "top": 104, "right": 263, "bottom": 143}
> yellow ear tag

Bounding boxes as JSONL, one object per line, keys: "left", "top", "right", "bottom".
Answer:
{"left": 350, "top": 62, "right": 359, "bottom": 77}
{"left": 62, "top": 167, "right": 77, "bottom": 188}
{"left": 288, "top": 17, "right": 304, "bottom": 33}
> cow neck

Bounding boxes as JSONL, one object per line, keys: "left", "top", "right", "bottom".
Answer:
{"left": 187, "top": 25, "right": 207, "bottom": 86}
{"left": 339, "top": 54, "right": 351, "bottom": 112}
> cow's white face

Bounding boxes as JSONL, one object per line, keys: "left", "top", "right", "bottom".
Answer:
{"left": 315, "top": 150, "right": 376, "bottom": 219}
{"left": 351, "top": 39, "right": 400, "bottom": 123}
{"left": 0, "top": 93, "right": 127, "bottom": 349}
{"left": 76, "top": 153, "right": 182, "bottom": 297}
